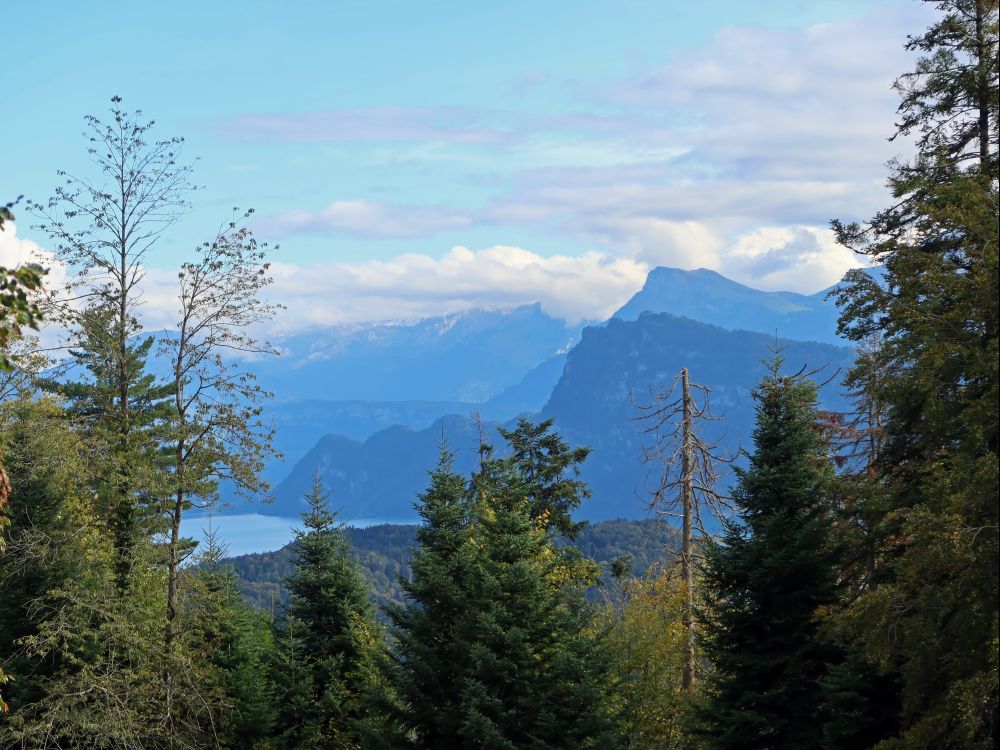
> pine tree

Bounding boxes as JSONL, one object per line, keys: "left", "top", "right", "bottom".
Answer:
{"left": 830, "top": 2, "right": 998, "bottom": 745}
{"left": 698, "top": 362, "right": 837, "bottom": 749}
{"left": 41, "top": 305, "right": 173, "bottom": 588}
{"left": 499, "top": 417, "right": 591, "bottom": 539}
{"left": 275, "top": 475, "right": 388, "bottom": 749}
{"left": 187, "top": 526, "right": 278, "bottom": 749}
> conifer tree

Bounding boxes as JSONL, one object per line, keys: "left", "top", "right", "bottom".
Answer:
{"left": 0, "top": 396, "right": 92, "bottom": 714}
{"left": 698, "top": 362, "right": 837, "bottom": 749}
{"left": 391, "top": 440, "right": 621, "bottom": 749}
{"left": 386, "top": 447, "right": 476, "bottom": 746}
{"left": 830, "top": 1, "right": 998, "bottom": 745}
{"left": 456, "top": 463, "right": 621, "bottom": 749}
{"left": 275, "top": 475, "right": 388, "bottom": 749}
{"left": 41, "top": 304, "right": 173, "bottom": 587}
{"left": 499, "top": 416, "right": 591, "bottom": 539}
{"left": 188, "top": 525, "right": 278, "bottom": 748}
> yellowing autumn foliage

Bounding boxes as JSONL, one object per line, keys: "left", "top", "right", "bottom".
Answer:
{"left": 597, "top": 563, "right": 703, "bottom": 750}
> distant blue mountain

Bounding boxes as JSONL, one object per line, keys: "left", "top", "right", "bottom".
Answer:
{"left": 255, "top": 399, "right": 480, "bottom": 490}
{"left": 214, "top": 306, "right": 577, "bottom": 506}
{"left": 250, "top": 303, "right": 580, "bottom": 403}
{"left": 215, "top": 266, "right": 868, "bottom": 519}
{"left": 613, "top": 267, "right": 842, "bottom": 344}
{"left": 263, "top": 313, "right": 857, "bottom": 521}
{"left": 481, "top": 354, "right": 568, "bottom": 418}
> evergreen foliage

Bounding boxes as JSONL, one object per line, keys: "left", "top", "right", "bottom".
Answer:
{"left": 830, "top": 1, "right": 998, "bottom": 745}
{"left": 389, "top": 432, "right": 622, "bottom": 749}
{"left": 698, "top": 363, "right": 837, "bottom": 749}
{"left": 274, "top": 475, "right": 390, "bottom": 749}
{"left": 41, "top": 308, "right": 173, "bottom": 586}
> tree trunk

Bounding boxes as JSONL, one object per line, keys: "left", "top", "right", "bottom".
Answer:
{"left": 164, "top": 350, "right": 187, "bottom": 750}
{"left": 680, "top": 367, "right": 696, "bottom": 692}
{"left": 163, "top": 439, "right": 184, "bottom": 750}
{"left": 975, "top": 0, "right": 991, "bottom": 170}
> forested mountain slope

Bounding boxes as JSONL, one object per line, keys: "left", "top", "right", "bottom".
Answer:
{"left": 227, "top": 518, "right": 680, "bottom": 616}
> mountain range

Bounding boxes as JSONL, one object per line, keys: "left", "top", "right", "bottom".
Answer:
{"left": 216, "top": 266, "right": 859, "bottom": 522}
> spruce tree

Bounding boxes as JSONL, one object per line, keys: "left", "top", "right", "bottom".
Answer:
{"left": 698, "top": 362, "right": 837, "bottom": 750}
{"left": 386, "top": 447, "right": 476, "bottom": 746}
{"left": 499, "top": 417, "right": 591, "bottom": 539}
{"left": 41, "top": 305, "right": 172, "bottom": 588}
{"left": 456, "top": 463, "right": 621, "bottom": 750}
{"left": 275, "top": 475, "right": 388, "bottom": 749}
{"left": 391, "top": 442, "right": 621, "bottom": 749}
{"left": 187, "top": 527, "right": 278, "bottom": 749}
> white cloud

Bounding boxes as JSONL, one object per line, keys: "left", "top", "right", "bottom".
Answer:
{"left": 0, "top": 222, "right": 68, "bottom": 292}
{"left": 220, "top": 106, "right": 515, "bottom": 145}
{"left": 724, "top": 225, "right": 865, "bottom": 292}
{"left": 261, "top": 245, "right": 649, "bottom": 328}
{"left": 569, "top": 216, "right": 725, "bottom": 270}
{"left": 242, "top": 6, "right": 929, "bottom": 300}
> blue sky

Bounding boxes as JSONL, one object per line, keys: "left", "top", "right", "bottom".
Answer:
{"left": 3, "top": 0, "right": 934, "bottom": 328}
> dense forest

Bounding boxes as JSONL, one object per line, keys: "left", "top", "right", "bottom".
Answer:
{"left": 228, "top": 518, "right": 681, "bottom": 616}
{"left": 1, "top": 1, "right": 997, "bottom": 748}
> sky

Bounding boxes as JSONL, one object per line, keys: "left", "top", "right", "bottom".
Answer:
{"left": 2, "top": 0, "right": 936, "bottom": 329}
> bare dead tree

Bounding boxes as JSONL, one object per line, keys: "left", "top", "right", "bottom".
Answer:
{"left": 632, "top": 367, "right": 733, "bottom": 692}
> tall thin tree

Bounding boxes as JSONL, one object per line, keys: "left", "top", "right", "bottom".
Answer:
{"left": 30, "top": 96, "right": 195, "bottom": 583}
{"left": 159, "top": 211, "right": 280, "bottom": 745}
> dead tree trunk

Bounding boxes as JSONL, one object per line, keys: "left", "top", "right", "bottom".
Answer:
{"left": 633, "top": 367, "right": 733, "bottom": 693}
{"left": 679, "top": 368, "right": 696, "bottom": 691}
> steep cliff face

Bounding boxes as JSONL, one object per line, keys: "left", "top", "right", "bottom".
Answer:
{"left": 540, "top": 312, "right": 855, "bottom": 519}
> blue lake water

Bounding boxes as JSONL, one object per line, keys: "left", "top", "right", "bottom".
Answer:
{"left": 178, "top": 513, "right": 417, "bottom": 557}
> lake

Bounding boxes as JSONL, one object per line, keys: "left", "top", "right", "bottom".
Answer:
{"left": 178, "top": 513, "right": 418, "bottom": 557}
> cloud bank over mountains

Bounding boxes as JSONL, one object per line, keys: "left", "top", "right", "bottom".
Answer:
{"left": 9, "top": 5, "right": 930, "bottom": 334}
{"left": 228, "top": 5, "right": 924, "bottom": 317}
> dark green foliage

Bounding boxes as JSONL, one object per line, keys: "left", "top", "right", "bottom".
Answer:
{"left": 499, "top": 416, "right": 591, "bottom": 538}
{"left": 228, "top": 518, "right": 679, "bottom": 616}
{"left": 0, "top": 397, "right": 88, "bottom": 712}
{"left": 821, "top": 649, "right": 901, "bottom": 750}
{"left": 456, "top": 464, "right": 621, "bottom": 749}
{"left": 40, "top": 305, "right": 173, "bottom": 586}
{"left": 829, "top": 2, "right": 998, "bottom": 746}
{"left": 187, "top": 530, "right": 278, "bottom": 748}
{"left": 698, "top": 364, "right": 837, "bottom": 749}
{"left": 389, "top": 436, "right": 622, "bottom": 749}
{"left": 385, "top": 448, "right": 476, "bottom": 746}
{"left": 0, "top": 198, "right": 46, "bottom": 366}
{"left": 273, "top": 475, "right": 389, "bottom": 749}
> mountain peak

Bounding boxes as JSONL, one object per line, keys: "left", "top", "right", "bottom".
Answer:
{"left": 613, "top": 266, "right": 842, "bottom": 345}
